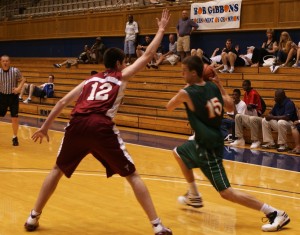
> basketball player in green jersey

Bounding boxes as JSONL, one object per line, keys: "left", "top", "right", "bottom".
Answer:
{"left": 166, "top": 55, "right": 290, "bottom": 232}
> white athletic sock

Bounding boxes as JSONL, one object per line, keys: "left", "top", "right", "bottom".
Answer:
{"left": 31, "top": 210, "right": 41, "bottom": 216}
{"left": 151, "top": 217, "right": 161, "bottom": 225}
{"left": 260, "top": 203, "right": 280, "bottom": 215}
{"left": 188, "top": 181, "right": 199, "bottom": 196}
{"left": 151, "top": 218, "right": 163, "bottom": 233}
{"left": 224, "top": 65, "right": 228, "bottom": 70}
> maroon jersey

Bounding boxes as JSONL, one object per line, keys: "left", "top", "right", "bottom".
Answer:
{"left": 71, "top": 70, "right": 126, "bottom": 119}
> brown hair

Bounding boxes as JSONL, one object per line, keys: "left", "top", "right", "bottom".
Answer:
{"left": 266, "top": 29, "right": 274, "bottom": 35}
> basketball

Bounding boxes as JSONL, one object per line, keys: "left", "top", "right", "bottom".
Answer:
{"left": 202, "top": 64, "right": 215, "bottom": 81}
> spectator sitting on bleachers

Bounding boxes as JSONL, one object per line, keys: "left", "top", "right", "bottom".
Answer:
{"left": 292, "top": 42, "right": 300, "bottom": 67}
{"left": 90, "top": 37, "right": 107, "bottom": 64}
{"left": 209, "top": 47, "right": 222, "bottom": 66}
{"left": 261, "top": 89, "right": 298, "bottom": 152}
{"left": 290, "top": 117, "right": 300, "bottom": 154}
{"left": 235, "top": 46, "right": 255, "bottom": 67}
{"left": 53, "top": 45, "right": 91, "bottom": 68}
{"left": 191, "top": 47, "right": 220, "bottom": 66}
{"left": 190, "top": 46, "right": 239, "bottom": 70}
{"left": 218, "top": 38, "right": 239, "bottom": 73}
{"left": 149, "top": 34, "right": 179, "bottom": 69}
{"left": 136, "top": 35, "right": 152, "bottom": 58}
{"left": 251, "top": 29, "right": 278, "bottom": 67}
{"left": 191, "top": 48, "right": 208, "bottom": 62}
{"left": 221, "top": 88, "right": 247, "bottom": 142}
{"left": 276, "top": 31, "right": 297, "bottom": 67}
{"left": 19, "top": 74, "right": 55, "bottom": 104}
{"left": 230, "top": 80, "right": 263, "bottom": 148}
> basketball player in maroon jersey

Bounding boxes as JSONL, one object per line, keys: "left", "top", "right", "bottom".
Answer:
{"left": 24, "top": 9, "right": 172, "bottom": 235}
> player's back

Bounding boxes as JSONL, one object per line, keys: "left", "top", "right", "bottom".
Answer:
{"left": 184, "top": 82, "right": 224, "bottom": 149}
{"left": 71, "top": 70, "right": 126, "bottom": 120}
{"left": 184, "top": 82, "right": 223, "bottom": 127}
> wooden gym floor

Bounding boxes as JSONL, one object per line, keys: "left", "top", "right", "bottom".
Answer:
{"left": 0, "top": 116, "right": 299, "bottom": 235}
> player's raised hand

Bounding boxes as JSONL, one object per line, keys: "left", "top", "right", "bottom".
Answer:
{"left": 157, "top": 9, "right": 170, "bottom": 31}
{"left": 32, "top": 128, "right": 49, "bottom": 144}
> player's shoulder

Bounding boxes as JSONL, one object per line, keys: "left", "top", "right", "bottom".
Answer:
{"left": 205, "top": 81, "right": 217, "bottom": 88}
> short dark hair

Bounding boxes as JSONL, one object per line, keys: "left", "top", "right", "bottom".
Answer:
{"left": 49, "top": 74, "right": 55, "bottom": 80}
{"left": 103, "top": 48, "right": 125, "bottom": 69}
{"left": 233, "top": 88, "right": 241, "bottom": 96}
{"left": 90, "top": 70, "right": 98, "bottom": 75}
{"left": 243, "top": 79, "right": 251, "bottom": 86}
{"left": 182, "top": 56, "right": 204, "bottom": 77}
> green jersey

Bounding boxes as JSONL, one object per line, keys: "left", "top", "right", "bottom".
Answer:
{"left": 184, "top": 81, "right": 224, "bottom": 149}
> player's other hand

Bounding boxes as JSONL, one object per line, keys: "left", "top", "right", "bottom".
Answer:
{"left": 210, "top": 67, "right": 221, "bottom": 84}
{"left": 157, "top": 9, "right": 170, "bottom": 31}
{"left": 32, "top": 129, "right": 49, "bottom": 144}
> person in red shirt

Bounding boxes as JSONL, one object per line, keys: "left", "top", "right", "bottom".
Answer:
{"left": 24, "top": 9, "right": 172, "bottom": 235}
{"left": 243, "top": 80, "right": 263, "bottom": 116}
{"left": 230, "top": 80, "right": 264, "bottom": 148}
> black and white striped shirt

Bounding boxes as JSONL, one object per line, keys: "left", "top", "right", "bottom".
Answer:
{"left": 0, "top": 67, "right": 22, "bottom": 94}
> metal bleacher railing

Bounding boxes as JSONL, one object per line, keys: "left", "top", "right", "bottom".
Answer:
{"left": 0, "top": 0, "right": 145, "bottom": 20}
{"left": 0, "top": 0, "right": 190, "bottom": 21}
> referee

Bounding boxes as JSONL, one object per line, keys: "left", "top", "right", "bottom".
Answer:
{"left": 0, "top": 55, "right": 26, "bottom": 146}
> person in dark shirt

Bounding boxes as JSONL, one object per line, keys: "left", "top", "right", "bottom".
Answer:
{"left": 261, "top": 89, "right": 298, "bottom": 152}
{"left": 91, "top": 37, "right": 107, "bottom": 64}
{"left": 251, "top": 29, "right": 278, "bottom": 67}
{"left": 53, "top": 45, "right": 92, "bottom": 68}
{"left": 136, "top": 35, "right": 152, "bottom": 58}
{"left": 219, "top": 39, "right": 239, "bottom": 73}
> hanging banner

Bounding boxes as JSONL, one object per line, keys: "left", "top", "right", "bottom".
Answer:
{"left": 191, "top": 0, "right": 242, "bottom": 30}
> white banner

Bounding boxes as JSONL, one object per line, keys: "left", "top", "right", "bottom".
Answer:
{"left": 191, "top": 0, "right": 242, "bottom": 30}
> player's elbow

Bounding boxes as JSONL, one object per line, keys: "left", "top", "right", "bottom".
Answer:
{"left": 57, "top": 98, "right": 68, "bottom": 108}
{"left": 166, "top": 104, "right": 175, "bottom": 112}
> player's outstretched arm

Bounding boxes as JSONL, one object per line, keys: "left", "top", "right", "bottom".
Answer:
{"left": 32, "top": 82, "right": 85, "bottom": 144}
{"left": 122, "top": 9, "right": 170, "bottom": 80}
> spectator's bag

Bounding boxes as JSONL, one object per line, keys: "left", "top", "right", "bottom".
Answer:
{"left": 262, "top": 55, "right": 276, "bottom": 67}
{"left": 259, "top": 96, "right": 267, "bottom": 116}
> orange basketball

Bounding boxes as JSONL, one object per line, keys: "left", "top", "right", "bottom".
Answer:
{"left": 202, "top": 64, "right": 215, "bottom": 81}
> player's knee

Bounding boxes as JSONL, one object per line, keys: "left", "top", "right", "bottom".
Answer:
{"left": 277, "top": 119, "right": 287, "bottom": 127}
{"left": 219, "top": 188, "right": 234, "bottom": 201}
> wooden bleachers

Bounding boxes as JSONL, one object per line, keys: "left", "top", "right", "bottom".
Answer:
{"left": 12, "top": 58, "right": 300, "bottom": 142}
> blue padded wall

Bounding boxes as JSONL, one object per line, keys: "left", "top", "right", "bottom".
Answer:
{"left": 0, "top": 29, "right": 299, "bottom": 58}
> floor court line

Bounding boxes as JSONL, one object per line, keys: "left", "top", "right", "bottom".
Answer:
{"left": 1, "top": 168, "right": 299, "bottom": 201}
